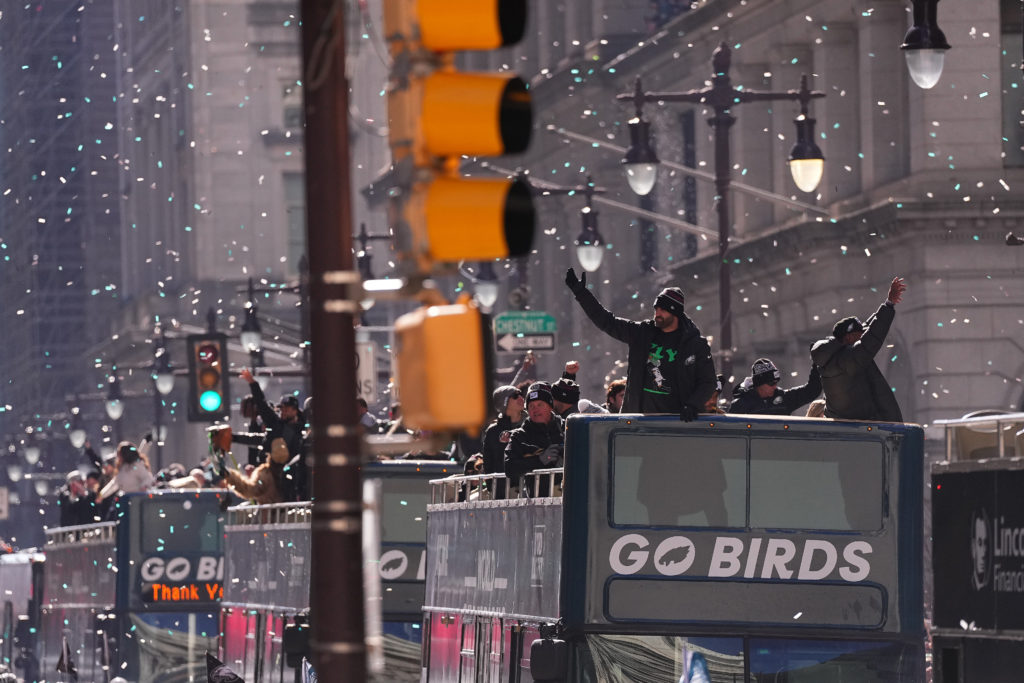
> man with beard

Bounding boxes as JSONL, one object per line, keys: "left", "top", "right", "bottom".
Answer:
{"left": 565, "top": 269, "right": 716, "bottom": 420}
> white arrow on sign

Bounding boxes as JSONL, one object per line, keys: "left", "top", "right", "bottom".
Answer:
{"left": 497, "top": 333, "right": 555, "bottom": 353}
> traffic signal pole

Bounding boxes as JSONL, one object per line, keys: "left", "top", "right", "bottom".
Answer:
{"left": 299, "top": 1, "right": 366, "bottom": 680}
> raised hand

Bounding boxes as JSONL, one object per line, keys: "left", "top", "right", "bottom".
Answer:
{"left": 886, "top": 277, "right": 906, "bottom": 305}
{"left": 565, "top": 268, "right": 587, "bottom": 294}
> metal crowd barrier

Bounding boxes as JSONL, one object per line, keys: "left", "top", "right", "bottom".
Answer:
{"left": 225, "top": 501, "right": 312, "bottom": 526}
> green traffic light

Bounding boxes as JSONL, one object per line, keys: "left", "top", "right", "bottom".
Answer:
{"left": 199, "top": 390, "right": 223, "bottom": 412}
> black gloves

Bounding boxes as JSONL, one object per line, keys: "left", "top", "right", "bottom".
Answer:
{"left": 565, "top": 268, "right": 587, "bottom": 295}
{"left": 679, "top": 405, "right": 698, "bottom": 422}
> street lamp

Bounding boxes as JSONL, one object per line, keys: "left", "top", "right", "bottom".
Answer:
{"left": 105, "top": 371, "right": 124, "bottom": 442}
{"left": 575, "top": 177, "right": 606, "bottom": 272}
{"left": 473, "top": 261, "right": 500, "bottom": 310}
{"left": 617, "top": 42, "right": 825, "bottom": 379}
{"left": 622, "top": 86, "right": 659, "bottom": 196}
{"left": 68, "top": 407, "right": 87, "bottom": 450}
{"left": 151, "top": 331, "right": 175, "bottom": 472}
{"left": 900, "top": 0, "right": 951, "bottom": 90}
{"left": 240, "top": 278, "right": 263, "bottom": 354}
{"left": 21, "top": 428, "right": 41, "bottom": 466}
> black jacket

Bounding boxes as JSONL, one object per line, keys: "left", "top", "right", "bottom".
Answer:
{"left": 810, "top": 302, "right": 903, "bottom": 422}
{"left": 231, "top": 380, "right": 307, "bottom": 500}
{"left": 729, "top": 366, "right": 822, "bottom": 416}
{"left": 504, "top": 415, "right": 564, "bottom": 484}
{"left": 482, "top": 413, "right": 522, "bottom": 475}
{"left": 570, "top": 286, "right": 716, "bottom": 413}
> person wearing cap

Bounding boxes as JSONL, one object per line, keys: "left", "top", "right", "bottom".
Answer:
{"left": 565, "top": 268, "right": 717, "bottom": 420}
{"left": 810, "top": 276, "right": 906, "bottom": 422}
{"left": 233, "top": 368, "right": 306, "bottom": 500}
{"left": 57, "top": 470, "right": 95, "bottom": 527}
{"left": 728, "top": 358, "right": 821, "bottom": 416}
{"left": 482, "top": 385, "right": 526, "bottom": 475}
{"left": 504, "top": 386, "right": 565, "bottom": 486}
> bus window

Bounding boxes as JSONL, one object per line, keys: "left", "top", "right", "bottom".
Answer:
{"left": 750, "top": 438, "right": 884, "bottom": 531}
{"left": 138, "top": 497, "right": 222, "bottom": 553}
{"left": 578, "top": 634, "right": 744, "bottom": 683}
{"left": 611, "top": 435, "right": 747, "bottom": 528}
{"left": 379, "top": 478, "right": 431, "bottom": 544}
{"left": 748, "top": 637, "right": 921, "bottom": 681}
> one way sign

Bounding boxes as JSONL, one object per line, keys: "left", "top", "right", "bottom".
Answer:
{"left": 496, "top": 332, "right": 555, "bottom": 353}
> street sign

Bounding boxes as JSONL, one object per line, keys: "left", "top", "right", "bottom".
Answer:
{"left": 496, "top": 333, "right": 555, "bottom": 352}
{"left": 492, "top": 311, "right": 557, "bottom": 353}
{"left": 356, "top": 341, "right": 378, "bottom": 400}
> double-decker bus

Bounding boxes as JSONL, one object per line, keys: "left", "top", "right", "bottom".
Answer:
{"left": 219, "top": 459, "right": 454, "bottom": 682}
{"left": 930, "top": 410, "right": 1024, "bottom": 682}
{"left": 423, "top": 413, "right": 926, "bottom": 682}
{"left": 3, "top": 489, "right": 226, "bottom": 683}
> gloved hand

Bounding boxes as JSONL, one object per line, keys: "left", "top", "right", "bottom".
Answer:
{"left": 565, "top": 268, "right": 587, "bottom": 295}
{"left": 679, "top": 404, "right": 698, "bottom": 422}
{"left": 538, "top": 444, "right": 564, "bottom": 466}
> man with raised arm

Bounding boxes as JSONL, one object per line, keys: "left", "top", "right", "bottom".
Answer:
{"left": 810, "top": 277, "right": 907, "bottom": 422}
{"left": 564, "top": 268, "right": 717, "bottom": 421}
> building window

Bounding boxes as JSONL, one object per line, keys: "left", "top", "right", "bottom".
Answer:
{"left": 1001, "top": 0, "right": 1024, "bottom": 167}
{"left": 284, "top": 173, "right": 306, "bottom": 275}
{"left": 282, "top": 82, "right": 303, "bottom": 130}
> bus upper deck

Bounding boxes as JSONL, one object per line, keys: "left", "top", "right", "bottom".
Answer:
{"left": 424, "top": 413, "right": 926, "bottom": 682}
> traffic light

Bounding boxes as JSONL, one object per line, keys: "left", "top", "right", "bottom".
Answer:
{"left": 186, "top": 334, "right": 230, "bottom": 422}
{"left": 394, "top": 295, "right": 493, "bottom": 432}
{"left": 383, "top": 0, "right": 536, "bottom": 276}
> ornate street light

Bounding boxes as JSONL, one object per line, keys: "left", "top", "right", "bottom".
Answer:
{"left": 900, "top": 0, "right": 951, "bottom": 89}
{"left": 617, "top": 43, "right": 825, "bottom": 379}
{"left": 240, "top": 278, "right": 263, "bottom": 353}
{"left": 787, "top": 75, "right": 826, "bottom": 193}
{"left": 153, "top": 333, "right": 176, "bottom": 396}
{"left": 21, "top": 428, "right": 41, "bottom": 466}
{"left": 105, "top": 372, "right": 125, "bottom": 422}
{"left": 575, "top": 177, "right": 606, "bottom": 272}
{"left": 473, "top": 261, "right": 500, "bottom": 310}
{"left": 621, "top": 80, "right": 660, "bottom": 196}
{"left": 68, "top": 406, "right": 87, "bottom": 449}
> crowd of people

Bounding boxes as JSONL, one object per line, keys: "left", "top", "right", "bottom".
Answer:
{"left": 56, "top": 369, "right": 314, "bottom": 527}
{"left": 55, "top": 273, "right": 908, "bottom": 523}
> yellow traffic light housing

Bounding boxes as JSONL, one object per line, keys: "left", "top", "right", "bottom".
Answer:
{"left": 394, "top": 296, "right": 492, "bottom": 432}
{"left": 384, "top": 0, "right": 536, "bottom": 276}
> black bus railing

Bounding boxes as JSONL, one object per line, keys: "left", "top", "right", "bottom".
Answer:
{"left": 44, "top": 522, "right": 116, "bottom": 547}
{"left": 225, "top": 501, "right": 312, "bottom": 526}
{"left": 430, "top": 468, "right": 564, "bottom": 504}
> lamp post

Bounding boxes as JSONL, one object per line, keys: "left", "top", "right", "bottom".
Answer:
{"left": 900, "top": 0, "right": 951, "bottom": 89}
{"left": 151, "top": 331, "right": 175, "bottom": 472}
{"left": 617, "top": 42, "right": 825, "bottom": 380}
{"left": 105, "top": 370, "right": 125, "bottom": 443}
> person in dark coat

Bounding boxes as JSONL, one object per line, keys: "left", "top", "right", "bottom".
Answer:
{"left": 233, "top": 368, "right": 306, "bottom": 500}
{"left": 565, "top": 268, "right": 716, "bottom": 420}
{"left": 809, "top": 277, "right": 906, "bottom": 422}
{"left": 504, "top": 387, "right": 565, "bottom": 486}
{"left": 482, "top": 386, "right": 526, "bottom": 475}
{"left": 57, "top": 471, "right": 95, "bottom": 527}
{"left": 729, "top": 358, "right": 822, "bottom": 416}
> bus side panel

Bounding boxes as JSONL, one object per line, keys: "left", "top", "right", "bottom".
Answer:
{"left": 897, "top": 428, "right": 925, "bottom": 634}
{"left": 425, "top": 612, "right": 460, "bottom": 683}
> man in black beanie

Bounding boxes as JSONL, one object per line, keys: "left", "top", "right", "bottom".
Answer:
{"left": 810, "top": 277, "right": 906, "bottom": 422}
{"left": 504, "top": 386, "right": 565, "bottom": 485}
{"left": 728, "top": 357, "right": 821, "bottom": 416}
{"left": 565, "top": 268, "right": 716, "bottom": 420}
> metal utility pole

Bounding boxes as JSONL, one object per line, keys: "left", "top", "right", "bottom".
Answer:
{"left": 300, "top": 0, "right": 365, "bottom": 680}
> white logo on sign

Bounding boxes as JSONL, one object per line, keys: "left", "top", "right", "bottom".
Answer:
{"left": 971, "top": 509, "right": 991, "bottom": 591}
{"left": 652, "top": 537, "right": 695, "bottom": 576}
{"left": 379, "top": 549, "right": 408, "bottom": 580}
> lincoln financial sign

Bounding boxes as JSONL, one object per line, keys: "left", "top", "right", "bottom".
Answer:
{"left": 933, "top": 469, "right": 1024, "bottom": 631}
